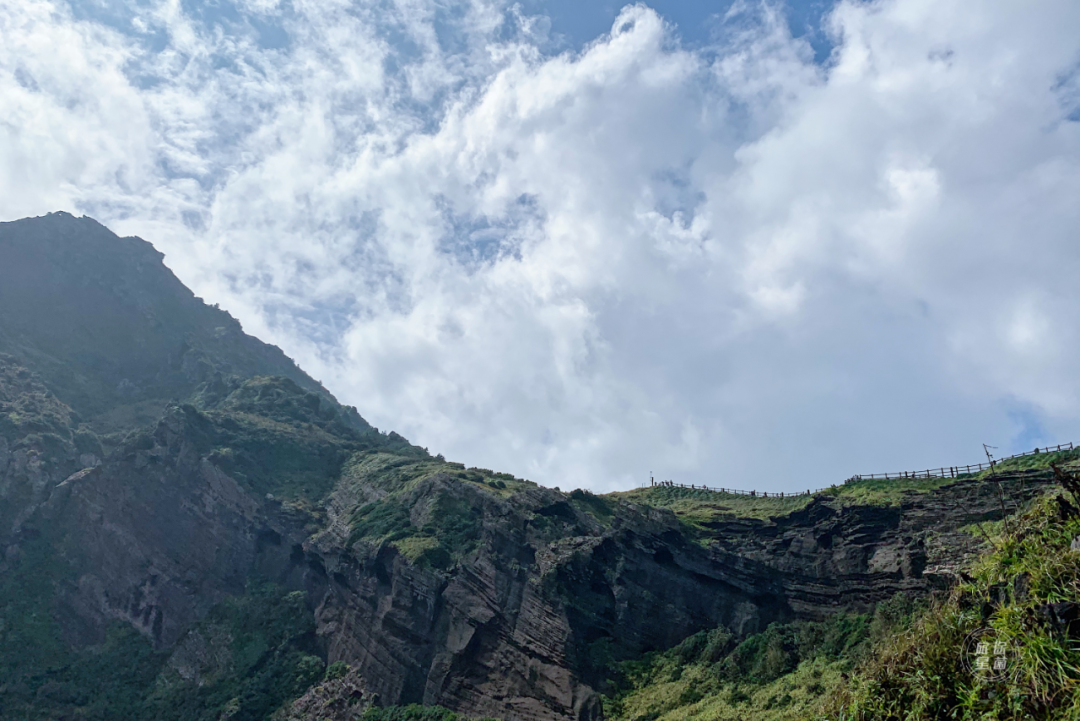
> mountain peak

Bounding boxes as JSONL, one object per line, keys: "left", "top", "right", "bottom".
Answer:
{"left": 0, "top": 212, "right": 344, "bottom": 431}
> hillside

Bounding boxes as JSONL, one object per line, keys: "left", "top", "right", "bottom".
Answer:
{"left": 597, "top": 456, "right": 1080, "bottom": 720}
{"left": 0, "top": 212, "right": 1070, "bottom": 721}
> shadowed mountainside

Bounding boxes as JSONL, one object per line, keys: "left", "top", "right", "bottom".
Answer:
{"left": 0, "top": 212, "right": 365, "bottom": 433}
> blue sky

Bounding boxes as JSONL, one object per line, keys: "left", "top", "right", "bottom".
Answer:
{"left": 2, "top": 0, "right": 1079, "bottom": 492}
{"left": 532, "top": 0, "right": 836, "bottom": 60}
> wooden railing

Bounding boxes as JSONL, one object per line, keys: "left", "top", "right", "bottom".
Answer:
{"left": 643, "top": 442, "right": 1077, "bottom": 498}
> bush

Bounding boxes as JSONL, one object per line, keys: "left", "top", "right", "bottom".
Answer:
{"left": 326, "top": 661, "right": 351, "bottom": 681}
{"left": 831, "top": 485, "right": 1080, "bottom": 721}
{"left": 361, "top": 704, "right": 499, "bottom": 721}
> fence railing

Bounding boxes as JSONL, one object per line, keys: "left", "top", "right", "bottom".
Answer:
{"left": 643, "top": 442, "right": 1077, "bottom": 498}
{"left": 847, "top": 442, "right": 1075, "bottom": 481}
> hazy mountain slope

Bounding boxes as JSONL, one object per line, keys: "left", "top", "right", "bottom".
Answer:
{"left": 0, "top": 213, "right": 1065, "bottom": 721}
{"left": 0, "top": 212, "right": 363, "bottom": 433}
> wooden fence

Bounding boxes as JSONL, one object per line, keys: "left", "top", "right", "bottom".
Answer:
{"left": 644, "top": 441, "right": 1077, "bottom": 498}
{"left": 847, "top": 442, "right": 1075, "bottom": 481}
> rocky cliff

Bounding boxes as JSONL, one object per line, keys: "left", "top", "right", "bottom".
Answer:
{"left": 0, "top": 213, "right": 1058, "bottom": 721}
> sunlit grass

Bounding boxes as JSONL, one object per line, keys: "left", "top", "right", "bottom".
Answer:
{"left": 829, "top": 486, "right": 1080, "bottom": 720}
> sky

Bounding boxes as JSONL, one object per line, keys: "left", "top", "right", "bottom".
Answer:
{"left": 1, "top": 0, "right": 1078, "bottom": 493}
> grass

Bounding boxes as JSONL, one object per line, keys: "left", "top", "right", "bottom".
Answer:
{"left": 568, "top": 488, "right": 616, "bottom": 525}
{"left": 611, "top": 485, "right": 814, "bottom": 523}
{"left": 391, "top": 535, "right": 442, "bottom": 563}
{"left": 340, "top": 449, "right": 548, "bottom": 570}
{"left": 602, "top": 595, "right": 922, "bottom": 721}
{"left": 827, "top": 474, "right": 1080, "bottom": 720}
{"left": 612, "top": 449, "right": 1080, "bottom": 528}
{"left": 982, "top": 448, "right": 1080, "bottom": 475}
{"left": 820, "top": 476, "right": 956, "bottom": 506}
{"left": 360, "top": 705, "right": 499, "bottom": 721}
{"left": 348, "top": 488, "right": 485, "bottom": 571}
{"left": 611, "top": 476, "right": 958, "bottom": 528}
{"left": 611, "top": 656, "right": 849, "bottom": 721}
{"left": 604, "top": 467, "right": 1080, "bottom": 721}
{"left": 340, "top": 452, "right": 535, "bottom": 500}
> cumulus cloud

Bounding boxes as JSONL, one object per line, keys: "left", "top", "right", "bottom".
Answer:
{"left": 1, "top": 0, "right": 1078, "bottom": 491}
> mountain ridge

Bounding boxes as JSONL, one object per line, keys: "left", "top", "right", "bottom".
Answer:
{"left": 0, "top": 212, "right": 1066, "bottom": 721}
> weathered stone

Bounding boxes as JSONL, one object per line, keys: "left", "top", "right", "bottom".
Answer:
{"left": 23, "top": 431, "right": 1056, "bottom": 721}
{"left": 275, "top": 669, "right": 371, "bottom": 721}
{"left": 1035, "top": 601, "right": 1080, "bottom": 639}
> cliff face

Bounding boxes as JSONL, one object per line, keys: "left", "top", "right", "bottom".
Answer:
{"left": 0, "top": 213, "right": 1055, "bottom": 721}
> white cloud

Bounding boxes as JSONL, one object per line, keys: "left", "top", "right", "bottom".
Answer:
{"left": 1, "top": 0, "right": 1078, "bottom": 491}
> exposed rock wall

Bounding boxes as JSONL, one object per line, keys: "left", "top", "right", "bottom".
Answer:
{"left": 3, "top": 358, "right": 1051, "bottom": 721}
{"left": 286, "top": 472, "right": 1048, "bottom": 720}
{"left": 36, "top": 405, "right": 303, "bottom": 648}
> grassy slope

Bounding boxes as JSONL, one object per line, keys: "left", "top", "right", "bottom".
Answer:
{"left": 341, "top": 451, "right": 541, "bottom": 568}
{"left": 604, "top": 458, "right": 1080, "bottom": 721}
{"left": 829, "top": 469, "right": 1080, "bottom": 721}
{"left": 610, "top": 449, "right": 1080, "bottom": 527}
{"left": 601, "top": 596, "right": 922, "bottom": 721}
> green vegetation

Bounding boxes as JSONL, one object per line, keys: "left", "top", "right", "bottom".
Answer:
{"left": 348, "top": 489, "right": 483, "bottom": 570}
{"left": 0, "top": 355, "right": 77, "bottom": 440}
{"left": 613, "top": 485, "right": 814, "bottom": 524}
{"left": 614, "top": 448, "right": 1080, "bottom": 528}
{"left": 0, "top": 566, "right": 324, "bottom": 721}
{"left": 201, "top": 377, "right": 427, "bottom": 502}
{"left": 829, "top": 469, "right": 1080, "bottom": 720}
{"left": 606, "top": 465, "right": 1080, "bottom": 721}
{"left": 341, "top": 450, "right": 545, "bottom": 570}
{"left": 569, "top": 488, "right": 616, "bottom": 525}
{"left": 979, "top": 447, "right": 1080, "bottom": 475}
{"left": 818, "top": 476, "right": 955, "bottom": 506}
{"left": 340, "top": 452, "right": 532, "bottom": 498}
{"left": 0, "top": 527, "right": 87, "bottom": 714}
{"left": 151, "top": 582, "right": 324, "bottom": 721}
{"left": 602, "top": 596, "right": 921, "bottom": 720}
{"left": 361, "top": 705, "right": 499, "bottom": 721}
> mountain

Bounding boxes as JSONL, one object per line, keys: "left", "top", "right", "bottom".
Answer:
{"left": 0, "top": 212, "right": 1071, "bottom": 721}
{"left": 0, "top": 213, "right": 341, "bottom": 425}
